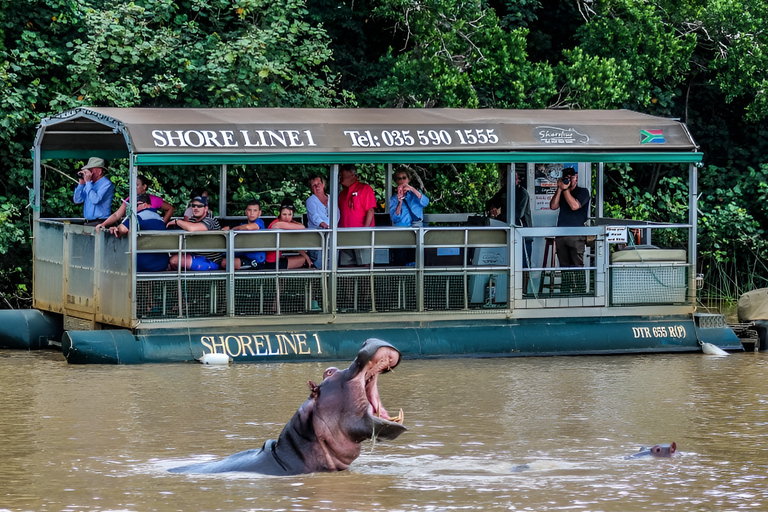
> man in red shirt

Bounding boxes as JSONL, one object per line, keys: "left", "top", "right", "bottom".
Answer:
{"left": 338, "top": 164, "right": 376, "bottom": 265}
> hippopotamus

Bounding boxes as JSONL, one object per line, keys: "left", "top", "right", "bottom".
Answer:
{"left": 624, "top": 442, "right": 677, "bottom": 459}
{"left": 169, "top": 338, "right": 406, "bottom": 475}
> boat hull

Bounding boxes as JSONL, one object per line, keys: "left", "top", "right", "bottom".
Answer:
{"left": 59, "top": 314, "right": 740, "bottom": 364}
{"left": 0, "top": 309, "right": 63, "bottom": 350}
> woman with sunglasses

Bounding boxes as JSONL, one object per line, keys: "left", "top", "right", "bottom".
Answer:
{"left": 389, "top": 168, "right": 429, "bottom": 228}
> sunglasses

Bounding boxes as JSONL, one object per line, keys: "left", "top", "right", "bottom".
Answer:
{"left": 136, "top": 201, "right": 146, "bottom": 206}
{"left": 190, "top": 203, "right": 206, "bottom": 208}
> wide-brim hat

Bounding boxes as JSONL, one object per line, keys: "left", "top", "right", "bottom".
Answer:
{"left": 82, "top": 157, "right": 106, "bottom": 170}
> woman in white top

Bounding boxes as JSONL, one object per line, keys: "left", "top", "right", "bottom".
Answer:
{"left": 305, "top": 175, "right": 339, "bottom": 269}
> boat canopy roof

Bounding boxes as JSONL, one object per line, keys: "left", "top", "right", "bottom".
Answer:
{"left": 34, "top": 107, "right": 700, "bottom": 164}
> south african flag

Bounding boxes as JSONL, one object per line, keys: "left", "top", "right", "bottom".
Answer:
{"left": 640, "top": 129, "right": 665, "bottom": 144}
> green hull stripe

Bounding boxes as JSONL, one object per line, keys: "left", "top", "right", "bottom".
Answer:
{"left": 60, "top": 316, "right": 740, "bottom": 364}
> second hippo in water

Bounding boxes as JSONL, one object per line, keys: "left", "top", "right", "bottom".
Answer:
{"left": 624, "top": 442, "right": 677, "bottom": 459}
{"left": 169, "top": 338, "right": 406, "bottom": 475}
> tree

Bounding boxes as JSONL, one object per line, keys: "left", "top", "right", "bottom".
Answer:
{"left": 0, "top": 0, "right": 343, "bottom": 307}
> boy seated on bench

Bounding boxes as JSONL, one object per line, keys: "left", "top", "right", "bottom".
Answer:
{"left": 221, "top": 200, "right": 267, "bottom": 270}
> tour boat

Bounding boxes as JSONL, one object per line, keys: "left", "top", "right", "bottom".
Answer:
{"left": 0, "top": 107, "right": 742, "bottom": 363}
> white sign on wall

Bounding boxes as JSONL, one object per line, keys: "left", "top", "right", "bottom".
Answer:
{"left": 606, "top": 226, "right": 629, "bottom": 244}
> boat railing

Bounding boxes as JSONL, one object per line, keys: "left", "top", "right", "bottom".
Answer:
{"left": 33, "top": 218, "right": 695, "bottom": 327}
{"left": 604, "top": 222, "right": 694, "bottom": 307}
{"left": 513, "top": 222, "right": 693, "bottom": 308}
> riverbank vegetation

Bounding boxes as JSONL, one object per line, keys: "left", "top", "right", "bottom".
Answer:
{"left": 2, "top": 0, "right": 767, "bottom": 308}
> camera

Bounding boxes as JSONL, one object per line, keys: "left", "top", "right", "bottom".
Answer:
{"left": 562, "top": 177, "right": 570, "bottom": 185}
{"left": 77, "top": 171, "right": 85, "bottom": 178}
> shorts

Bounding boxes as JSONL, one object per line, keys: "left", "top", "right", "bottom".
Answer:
{"left": 262, "top": 258, "right": 291, "bottom": 270}
{"left": 339, "top": 248, "right": 372, "bottom": 266}
{"left": 188, "top": 255, "right": 220, "bottom": 271}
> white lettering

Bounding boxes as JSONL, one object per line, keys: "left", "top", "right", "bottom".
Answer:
{"left": 163, "top": 130, "right": 188, "bottom": 147}
{"left": 241, "top": 129, "right": 260, "bottom": 147}
{"left": 254, "top": 130, "right": 269, "bottom": 146}
{"left": 344, "top": 130, "right": 363, "bottom": 147}
{"left": 266, "top": 130, "right": 287, "bottom": 147}
{"left": 304, "top": 130, "right": 317, "bottom": 146}
{"left": 220, "top": 130, "right": 238, "bottom": 147}
{"left": 285, "top": 130, "right": 303, "bottom": 147}
{"left": 152, "top": 130, "right": 168, "bottom": 147}
{"left": 183, "top": 130, "right": 205, "bottom": 147}
{"left": 201, "top": 130, "right": 223, "bottom": 147}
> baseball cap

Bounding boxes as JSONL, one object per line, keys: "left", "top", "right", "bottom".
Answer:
{"left": 562, "top": 167, "right": 577, "bottom": 177}
{"left": 190, "top": 195, "right": 208, "bottom": 206}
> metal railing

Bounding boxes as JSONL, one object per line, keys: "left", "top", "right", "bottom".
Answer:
{"left": 33, "top": 219, "right": 696, "bottom": 326}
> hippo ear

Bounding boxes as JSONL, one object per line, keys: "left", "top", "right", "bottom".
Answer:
{"left": 307, "top": 380, "right": 320, "bottom": 398}
{"left": 670, "top": 441, "right": 677, "bottom": 453}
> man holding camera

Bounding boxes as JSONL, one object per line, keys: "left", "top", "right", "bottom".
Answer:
{"left": 549, "top": 166, "right": 590, "bottom": 268}
{"left": 73, "top": 156, "right": 115, "bottom": 226}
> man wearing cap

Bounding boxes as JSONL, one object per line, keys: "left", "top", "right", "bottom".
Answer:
{"left": 549, "top": 166, "right": 591, "bottom": 273}
{"left": 338, "top": 163, "right": 376, "bottom": 266}
{"left": 166, "top": 195, "right": 223, "bottom": 271}
{"left": 73, "top": 157, "right": 115, "bottom": 226}
{"left": 107, "top": 193, "right": 169, "bottom": 272}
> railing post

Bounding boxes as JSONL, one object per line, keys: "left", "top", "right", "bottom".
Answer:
{"left": 417, "top": 227, "right": 424, "bottom": 312}
{"left": 176, "top": 233, "right": 183, "bottom": 318}
{"left": 129, "top": 159, "right": 138, "bottom": 323}
{"left": 329, "top": 164, "right": 339, "bottom": 313}
{"left": 227, "top": 230, "right": 235, "bottom": 317}
{"left": 689, "top": 162, "right": 698, "bottom": 303}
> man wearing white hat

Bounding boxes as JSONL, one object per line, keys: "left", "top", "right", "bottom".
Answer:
{"left": 73, "top": 156, "right": 115, "bottom": 225}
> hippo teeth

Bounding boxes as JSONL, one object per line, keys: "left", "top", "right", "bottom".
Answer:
{"left": 388, "top": 409, "right": 404, "bottom": 424}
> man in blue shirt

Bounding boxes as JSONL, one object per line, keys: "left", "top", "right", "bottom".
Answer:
{"left": 73, "top": 156, "right": 115, "bottom": 225}
{"left": 108, "top": 193, "right": 169, "bottom": 271}
{"left": 221, "top": 199, "right": 267, "bottom": 270}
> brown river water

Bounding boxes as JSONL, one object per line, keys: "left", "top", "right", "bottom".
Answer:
{"left": 1, "top": 347, "right": 766, "bottom": 511}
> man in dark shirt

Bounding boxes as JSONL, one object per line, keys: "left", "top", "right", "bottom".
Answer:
{"left": 167, "top": 195, "right": 222, "bottom": 270}
{"left": 549, "top": 167, "right": 590, "bottom": 267}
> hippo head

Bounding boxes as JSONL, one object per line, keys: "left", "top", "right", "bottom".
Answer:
{"left": 299, "top": 338, "right": 406, "bottom": 471}
{"left": 649, "top": 442, "right": 676, "bottom": 457}
{"left": 624, "top": 441, "right": 678, "bottom": 459}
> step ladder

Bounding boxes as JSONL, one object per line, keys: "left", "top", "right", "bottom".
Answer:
{"left": 538, "top": 237, "right": 561, "bottom": 295}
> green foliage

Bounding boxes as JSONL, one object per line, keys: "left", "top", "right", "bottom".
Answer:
{"left": 0, "top": 198, "right": 31, "bottom": 308}
{"left": 366, "top": 0, "right": 556, "bottom": 108}
{"left": 554, "top": 48, "right": 632, "bottom": 109}
{"left": 0, "top": 200, "right": 25, "bottom": 255}
{"left": 698, "top": 163, "right": 768, "bottom": 265}
{"left": 428, "top": 164, "right": 500, "bottom": 213}
{"left": 574, "top": 1, "right": 696, "bottom": 112}
{"left": 60, "top": 0, "right": 343, "bottom": 108}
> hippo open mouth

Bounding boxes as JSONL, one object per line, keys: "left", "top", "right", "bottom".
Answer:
{"left": 362, "top": 344, "right": 404, "bottom": 424}
{"left": 169, "top": 338, "right": 406, "bottom": 475}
